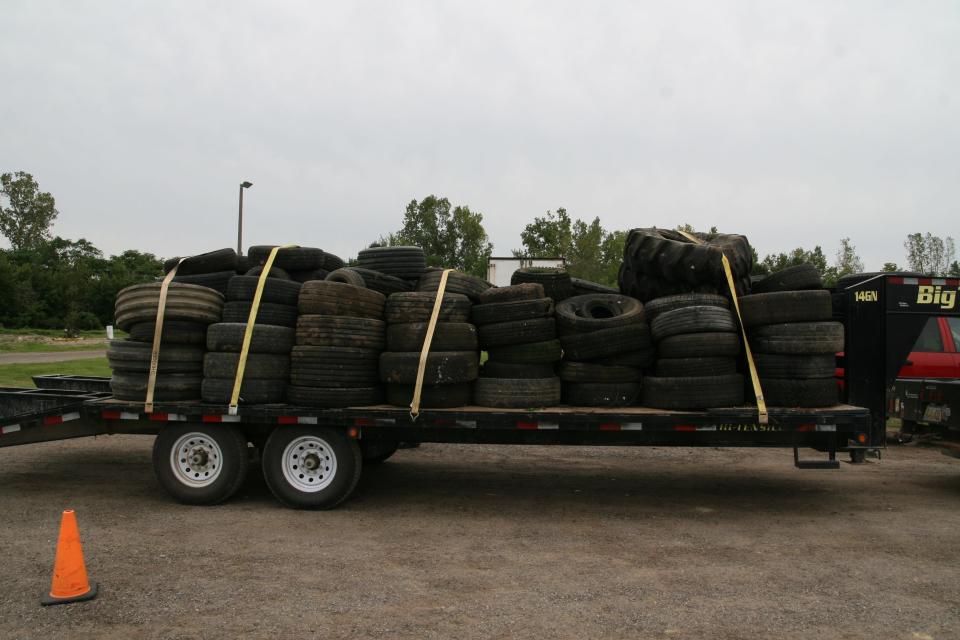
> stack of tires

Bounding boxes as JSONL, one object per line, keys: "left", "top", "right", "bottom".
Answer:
{"left": 357, "top": 246, "right": 427, "bottom": 288}
{"left": 247, "top": 245, "right": 335, "bottom": 284}
{"left": 199, "top": 276, "right": 301, "bottom": 404}
{"left": 165, "top": 248, "right": 239, "bottom": 295}
{"left": 288, "top": 281, "right": 387, "bottom": 407}
{"left": 326, "top": 267, "right": 413, "bottom": 296}
{"left": 642, "top": 294, "right": 744, "bottom": 409}
{"left": 473, "top": 284, "right": 561, "bottom": 408}
{"left": 416, "top": 267, "right": 492, "bottom": 302}
{"left": 110, "top": 283, "right": 224, "bottom": 401}
{"left": 741, "top": 267, "right": 842, "bottom": 407}
{"left": 511, "top": 267, "right": 573, "bottom": 302}
{"left": 556, "top": 293, "right": 650, "bottom": 406}
{"left": 381, "top": 292, "right": 479, "bottom": 408}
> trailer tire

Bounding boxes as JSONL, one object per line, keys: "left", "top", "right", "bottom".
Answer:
{"left": 750, "top": 264, "right": 822, "bottom": 294}
{"left": 477, "top": 317, "right": 557, "bottom": 348}
{"left": 262, "top": 426, "right": 362, "bottom": 509}
{"left": 477, "top": 283, "right": 545, "bottom": 305}
{"left": 650, "top": 306, "right": 737, "bottom": 341}
{"left": 473, "top": 377, "right": 561, "bottom": 408}
{"left": 360, "top": 438, "right": 400, "bottom": 465}
{"left": 152, "top": 423, "right": 248, "bottom": 505}
{"left": 222, "top": 301, "right": 299, "bottom": 328}
{"left": 640, "top": 374, "right": 744, "bottom": 409}
{"left": 561, "top": 382, "right": 641, "bottom": 406}
{"left": 226, "top": 276, "right": 302, "bottom": 305}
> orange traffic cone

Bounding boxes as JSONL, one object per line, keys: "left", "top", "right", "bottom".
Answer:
{"left": 41, "top": 510, "right": 98, "bottom": 606}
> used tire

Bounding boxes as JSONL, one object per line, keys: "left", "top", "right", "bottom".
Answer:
{"left": 558, "top": 362, "right": 642, "bottom": 383}
{"left": 245, "top": 265, "right": 291, "bottom": 280}
{"left": 173, "top": 270, "right": 235, "bottom": 295}
{"left": 650, "top": 306, "right": 736, "bottom": 342}
{"left": 226, "top": 276, "right": 302, "bottom": 305}
{"left": 471, "top": 298, "right": 554, "bottom": 326}
{"left": 324, "top": 267, "right": 365, "bottom": 288}
{"left": 657, "top": 332, "right": 741, "bottom": 359}
{"left": 560, "top": 324, "right": 652, "bottom": 361}
{"left": 739, "top": 290, "right": 832, "bottom": 328}
{"left": 570, "top": 278, "right": 619, "bottom": 296}
{"left": 473, "top": 377, "right": 561, "bottom": 408}
{"left": 749, "top": 321, "right": 844, "bottom": 354}
{"left": 164, "top": 248, "right": 238, "bottom": 276}
{"left": 114, "top": 283, "right": 224, "bottom": 331}
{"left": 286, "top": 385, "right": 384, "bottom": 408}
{"left": 206, "top": 323, "right": 295, "bottom": 354}
{"left": 385, "top": 292, "right": 472, "bottom": 324}
{"left": 643, "top": 293, "right": 729, "bottom": 323}
{"left": 203, "top": 353, "right": 290, "bottom": 379}
{"left": 417, "top": 268, "right": 491, "bottom": 301}
{"left": 486, "top": 339, "right": 563, "bottom": 364}
{"left": 654, "top": 357, "right": 737, "bottom": 377}
{"left": 761, "top": 377, "right": 838, "bottom": 407}
{"left": 477, "top": 283, "right": 545, "bottom": 305}
{"left": 750, "top": 264, "right": 822, "bottom": 294}
{"left": 128, "top": 320, "right": 208, "bottom": 345}
{"left": 322, "top": 253, "right": 345, "bottom": 272}
{"left": 641, "top": 374, "right": 745, "bottom": 409}
{"left": 357, "top": 246, "right": 426, "bottom": 279}
{"left": 379, "top": 351, "right": 479, "bottom": 385}
{"left": 387, "top": 322, "right": 478, "bottom": 352}
{"left": 755, "top": 353, "right": 836, "bottom": 378}
{"left": 587, "top": 348, "right": 657, "bottom": 368}
{"left": 511, "top": 267, "right": 573, "bottom": 302}
{"left": 562, "top": 382, "right": 641, "bottom": 406}
{"left": 110, "top": 372, "right": 203, "bottom": 401}
{"left": 478, "top": 317, "right": 557, "bottom": 348}
{"left": 107, "top": 340, "right": 204, "bottom": 373}
{"left": 555, "top": 294, "right": 644, "bottom": 335}
{"left": 288, "top": 268, "right": 330, "bottom": 283}
{"left": 296, "top": 315, "right": 386, "bottom": 350}
{"left": 222, "top": 301, "right": 299, "bottom": 328}
{"left": 386, "top": 382, "right": 472, "bottom": 408}
{"left": 327, "top": 267, "right": 413, "bottom": 296}
{"left": 201, "top": 377, "right": 287, "bottom": 404}
{"left": 248, "top": 245, "right": 325, "bottom": 271}
{"left": 298, "top": 281, "right": 386, "bottom": 319}
{"left": 481, "top": 361, "right": 557, "bottom": 379}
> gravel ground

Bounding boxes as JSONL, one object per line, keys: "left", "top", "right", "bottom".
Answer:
{"left": 0, "top": 436, "right": 958, "bottom": 639}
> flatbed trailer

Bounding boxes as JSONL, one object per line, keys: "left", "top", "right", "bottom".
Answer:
{"left": 0, "top": 383, "right": 869, "bottom": 508}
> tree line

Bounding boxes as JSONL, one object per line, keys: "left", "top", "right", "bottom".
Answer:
{"left": 2, "top": 171, "right": 957, "bottom": 330}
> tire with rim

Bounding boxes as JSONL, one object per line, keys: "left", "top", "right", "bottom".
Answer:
{"left": 152, "top": 423, "right": 248, "bottom": 505}
{"left": 261, "top": 426, "right": 362, "bottom": 509}
{"left": 555, "top": 294, "right": 644, "bottom": 335}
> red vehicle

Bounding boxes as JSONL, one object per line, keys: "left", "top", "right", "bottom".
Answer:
{"left": 898, "top": 316, "right": 960, "bottom": 379}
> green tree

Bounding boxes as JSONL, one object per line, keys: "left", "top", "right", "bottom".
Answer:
{"left": 882, "top": 262, "right": 899, "bottom": 272}
{"left": 0, "top": 172, "right": 59, "bottom": 250}
{"left": 382, "top": 195, "right": 493, "bottom": 278}
{"left": 514, "top": 208, "right": 625, "bottom": 287}
{"left": 950, "top": 261, "right": 960, "bottom": 277}
{"left": 904, "top": 232, "right": 956, "bottom": 276}
{"left": 834, "top": 237, "right": 864, "bottom": 279}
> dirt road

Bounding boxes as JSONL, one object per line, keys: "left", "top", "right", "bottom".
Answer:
{"left": 0, "top": 438, "right": 957, "bottom": 639}
{"left": 0, "top": 350, "right": 106, "bottom": 365}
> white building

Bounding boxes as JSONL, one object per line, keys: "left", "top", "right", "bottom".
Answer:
{"left": 486, "top": 256, "right": 565, "bottom": 287}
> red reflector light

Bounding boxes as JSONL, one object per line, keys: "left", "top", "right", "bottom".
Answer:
{"left": 148, "top": 413, "right": 168, "bottom": 422}
{"left": 101, "top": 410, "right": 121, "bottom": 420}
{"left": 674, "top": 425, "right": 696, "bottom": 432}
{"left": 347, "top": 427, "right": 359, "bottom": 438}
{"left": 277, "top": 416, "right": 298, "bottom": 425}
{"left": 857, "top": 433, "right": 868, "bottom": 444}
{"left": 516, "top": 421, "right": 538, "bottom": 430}
{"left": 796, "top": 424, "right": 815, "bottom": 432}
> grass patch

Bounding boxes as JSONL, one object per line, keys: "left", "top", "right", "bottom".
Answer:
{"left": 0, "top": 328, "right": 123, "bottom": 353}
{"left": 0, "top": 342, "right": 108, "bottom": 353}
{"left": 0, "top": 358, "right": 111, "bottom": 388}
{"left": 0, "top": 328, "right": 111, "bottom": 338}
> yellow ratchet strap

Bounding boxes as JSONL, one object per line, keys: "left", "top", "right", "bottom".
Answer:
{"left": 145, "top": 258, "right": 185, "bottom": 413}
{"left": 410, "top": 268, "right": 453, "bottom": 421}
{"left": 676, "top": 230, "right": 767, "bottom": 424}
{"left": 229, "top": 245, "right": 297, "bottom": 415}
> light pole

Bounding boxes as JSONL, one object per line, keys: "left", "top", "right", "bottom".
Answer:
{"left": 238, "top": 181, "right": 253, "bottom": 255}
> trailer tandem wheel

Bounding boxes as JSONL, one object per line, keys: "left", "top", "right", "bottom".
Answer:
{"left": 152, "top": 424, "right": 249, "bottom": 505}
{"left": 261, "top": 426, "right": 362, "bottom": 509}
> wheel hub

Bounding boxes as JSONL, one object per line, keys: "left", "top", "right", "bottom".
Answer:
{"left": 170, "top": 432, "right": 223, "bottom": 488}
{"left": 281, "top": 435, "right": 337, "bottom": 493}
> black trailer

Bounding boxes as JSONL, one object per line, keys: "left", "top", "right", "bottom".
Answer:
{"left": 1, "top": 272, "right": 954, "bottom": 509}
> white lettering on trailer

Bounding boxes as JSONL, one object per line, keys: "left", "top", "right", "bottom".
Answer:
{"left": 1, "top": 424, "right": 21, "bottom": 434}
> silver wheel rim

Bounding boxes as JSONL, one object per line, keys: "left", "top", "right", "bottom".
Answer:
{"left": 170, "top": 432, "right": 223, "bottom": 487}
{"left": 281, "top": 436, "right": 337, "bottom": 493}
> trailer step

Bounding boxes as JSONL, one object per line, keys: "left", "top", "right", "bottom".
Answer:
{"left": 793, "top": 447, "right": 840, "bottom": 470}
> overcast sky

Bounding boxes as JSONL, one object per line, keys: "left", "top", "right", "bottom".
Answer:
{"left": 2, "top": 1, "right": 958, "bottom": 269}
